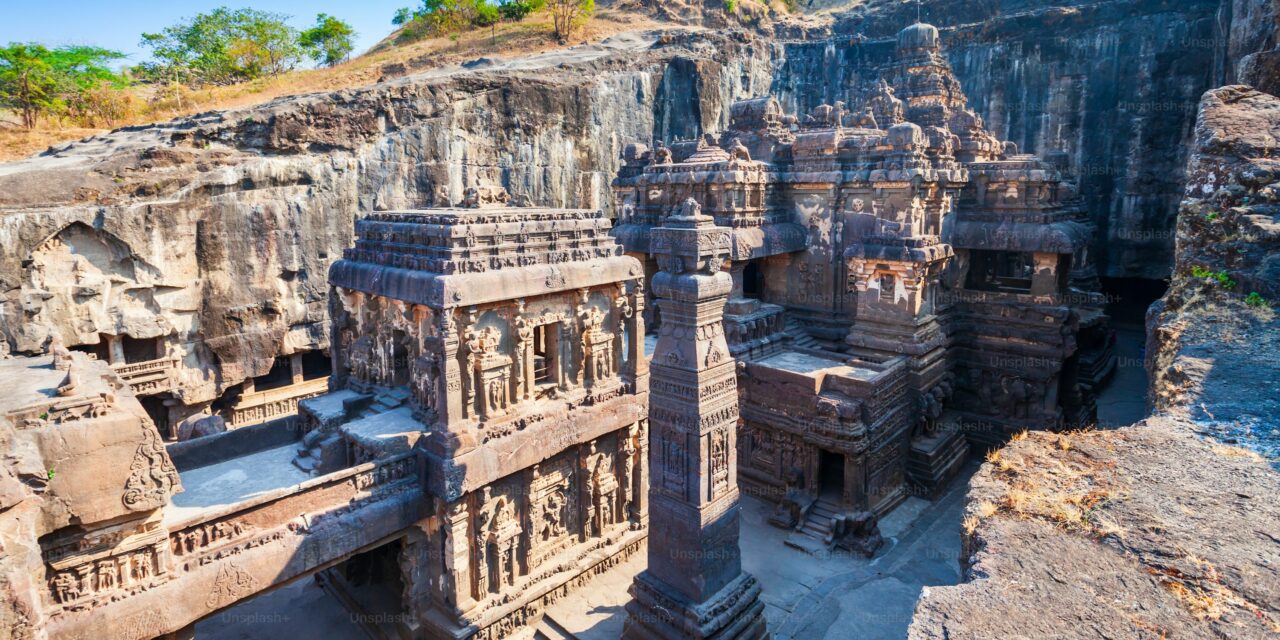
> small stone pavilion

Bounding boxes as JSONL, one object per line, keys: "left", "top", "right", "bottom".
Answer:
{"left": 295, "top": 191, "right": 650, "bottom": 638}
{"left": 613, "top": 22, "right": 1113, "bottom": 552}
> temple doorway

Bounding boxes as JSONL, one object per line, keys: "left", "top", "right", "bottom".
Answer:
{"left": 818, "top": 449, "right": 844, "bottom": 499}
{"left": 743, "top": 260, "right": 764, "bottom": 299}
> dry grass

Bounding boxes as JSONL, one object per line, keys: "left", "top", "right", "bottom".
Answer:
{"left": 976, "top": 430, "right": 1121, "bottom": 537}
{"left": 977, "top": 431, "right": 1279, "bottom": 630}
{"left": 0, "top": 9, "right": 661, "bottom": 162}
{"left": 1153, "top": 554, "right": 1276, "bottom": 628}
{"left": 1209, "top": 443, "right": 1266, "bottom": 461}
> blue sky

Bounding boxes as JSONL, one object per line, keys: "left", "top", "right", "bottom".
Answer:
{"left": 0, "top": 1, "right": 412, "bottom": 67}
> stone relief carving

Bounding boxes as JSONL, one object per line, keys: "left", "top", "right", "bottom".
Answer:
{"left": 122, "top": 428, "right": 180, "bottom": 511}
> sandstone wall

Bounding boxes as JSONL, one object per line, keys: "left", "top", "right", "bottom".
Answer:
{"left": 0, "top": 32, "right": 773, "bottom": 411}
{"left": 907, "top": 83, "right": 1280, "bottom": 640}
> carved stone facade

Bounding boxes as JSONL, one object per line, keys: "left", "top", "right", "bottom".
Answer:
{"left": 614, "top": 22, "right": 1114, "bottom": 550}
{"left": 300, "top": 197, "right": 651, "bottom": 638}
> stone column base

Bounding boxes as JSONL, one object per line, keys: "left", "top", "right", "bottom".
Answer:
{"left": 623, "top": 571, "right": 768, "bottom": 640}
{"left": 906, "top": 421, "right": 970, "bottom": 499}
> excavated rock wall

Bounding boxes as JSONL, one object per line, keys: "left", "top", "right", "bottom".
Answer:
{"left": 0, "top": 32, "right": 773, "bottom": 415}
{"left": 907, "top": 84, "right": 1280, "bottom": 640}
{"left": 774, "top": 0, "right": 1224, "bottom": 279}
{"left": 1, "top": 0, "right": 1275, "bottom": 423}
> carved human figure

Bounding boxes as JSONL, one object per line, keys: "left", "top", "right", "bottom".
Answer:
{"left": 52, "top": 572, "right": 81, "bottom": 603}
{"left": 96, "top": 560, "right": 118, "bottom": 592}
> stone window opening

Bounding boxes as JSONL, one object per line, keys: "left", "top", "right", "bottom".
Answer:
{"left": 877, "top": 271, "right": 896, "bottom": 302}
{"left": 743, "top": 261, "right": 765, "bottom": 300}
{"left": 533, "top": 323, "right": 560, "bottom": 389}
{"left": 251, "top": 356, "right": 295, "bottom": 392}
{"left": 121, "top": 335, "right": 163, "bottom": 364}
{"left": 967, "top": 250, "right": 1035, "bottom": 293}
{"left": 300, "top": 350, "right": 331, "bottom": 381}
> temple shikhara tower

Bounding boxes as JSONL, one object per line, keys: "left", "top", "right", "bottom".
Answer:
{"left": 624, "top": 201, "right": 767, "bottom": 639}
{"left": 614, "top": 22, "right": 1113, "bottom": 551}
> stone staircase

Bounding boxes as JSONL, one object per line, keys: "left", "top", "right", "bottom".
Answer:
{"left": 784, "top": 496, "right": 841, "bottom": 554}
{"left": 533, "top": 616, "right": 577, "bottom": 640}
{"left": 357, "top": 386, "right": 412, "bottom": 419}
{"left": 293, "top": 386, "right": 413, "bottom": 473}
{"left": 784, "top": 317, "right": 825, "bottom": 351}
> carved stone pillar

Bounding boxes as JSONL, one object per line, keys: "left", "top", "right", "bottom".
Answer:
{"left": 438, "top": 310, "right": 465, "bottom": 427}
{"left": 514, "top": 300, "right": 535, "bottom": 401}
{"left": 107, "top": 334, "right": 124, "bottom": 365}
{"left": 624, "top": 201, "right": 767, "bottom": 640}
{"left": 441, "top": 500, "right": 474, "bottom": 614}
{"left": 628, "top": 281, "right": 649, "bottom": 386}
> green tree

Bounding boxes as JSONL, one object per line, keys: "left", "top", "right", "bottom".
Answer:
{"left": 0, "top": 44, "right": 129, "bottom": 128}
{"left": 548, "top": 0, "right": 593, "bottom": 42}
{"left": 498, "top": 0, "right": 544, "bottom": 21}
{"left": 300, "top": 14, "right": 356, "bottom": 67}
{"left": 473, "top": 1, "right": 501, "bottom": 43}
{"left": 0, "top": 44, "right": 61, "bottom": 128}
{"left": 139, "top": 8, "right": 301, "bottom": 85}
{"left": 229, "top": 10, "right": 301, "bottom": 78}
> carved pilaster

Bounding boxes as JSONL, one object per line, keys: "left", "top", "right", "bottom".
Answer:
{"left": 442, "top": 500, "right": 474, "bottom": 613}
{"left": 624, "top": 200, "right": 767, "bottom": 639}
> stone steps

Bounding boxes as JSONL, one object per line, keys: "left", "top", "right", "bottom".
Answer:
{"left": 784, "top": 317, "right": 824, "bottom": 351}
{"left": 533, "top": 616, "right": 577, "bottom": 640}
{"left": 784, "top": 496, "right": 842, "bottom": 554}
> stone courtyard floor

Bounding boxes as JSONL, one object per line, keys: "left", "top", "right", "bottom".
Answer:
{"left": 540, "top": 461, "right": 976, "bottom": 640}
{"left": 198, "top": 461, "right": 976, "bottom": 639}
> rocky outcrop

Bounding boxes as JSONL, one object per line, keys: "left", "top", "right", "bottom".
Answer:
{"left": 908, "top": 85, "right": 1280, "bottom": 639}
{"left": 0, "top": 1, "right": 1272, "bottom": 424}
{"left": 0, "top": 30, "right": 773, "bottom": 417}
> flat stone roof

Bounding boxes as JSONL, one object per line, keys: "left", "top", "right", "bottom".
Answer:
{"left": 757, "top": 350, "right": 883, "bottom": 381}
{"left": 339, "top": 405, "right": 425, "bottom": 456}
{"left": 165, "top": 442, "right": 311, "bottom": 523}
{"left": 0, "top": 354, "right": 118, "bottom": 416}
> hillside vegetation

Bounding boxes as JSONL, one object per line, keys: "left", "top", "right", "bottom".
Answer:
{"left": 0, "top": 3, "right": 663, "bottom": 162}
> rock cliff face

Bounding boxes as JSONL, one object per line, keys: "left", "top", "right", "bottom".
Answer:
{"left": 0, "top": 0, "right": 1274, "bottom": 423}
{"left": 907, "top": 84, "right": 1280, "bottom": 640}
{"left": 0, "top": 31, "right": 773, "bottom": 415}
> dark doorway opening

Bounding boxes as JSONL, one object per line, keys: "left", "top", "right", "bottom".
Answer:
{"left": 320, "top": 540, "right": 407, "bottom": 638}
{"left": 253, "top": 357, "right": 294, "bottom": 391}
{"left": 1101, "top": 277, "right": 1168, "bottom": 326}
{"left": 70, "top": 336, "right": 109, "bottom": 361}
{"left": 743, "top": 261, "right": 764, "bottom": 299}
{"left": 301, "top": 350, "right": 331, "bottom": 380}
{"left": 139, "top": 394, "right": 172, "bottom": 439}
{"left": 122, "top": 335, "right": 162, "bottom": 364}
{"left": 818, "top": 449, "right": 844, "bottom": 499}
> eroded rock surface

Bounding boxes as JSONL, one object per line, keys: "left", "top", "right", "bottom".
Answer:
{"left": 908, "top": 85, "right": 1280, "bottom": 639}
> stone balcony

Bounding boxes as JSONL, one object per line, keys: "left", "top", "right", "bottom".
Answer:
{"left": 111, "top": 357, "right": 179, "bottom": 396}
{"left": 725, "top": 298, "right": 787, "bottom": 361}
{"left": 226, "top": 377, "right": 330, "bottom": 429}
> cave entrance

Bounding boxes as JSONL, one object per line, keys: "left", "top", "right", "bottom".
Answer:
{"left": 139, "top": 394, "right": 173, "bottom": 439}
{"left": 121, "top": 335, "right": 163, "bottom": 364}
{"left": 818, "top": 449, "right": 844, "bottom": 499}
{"left": 319, "top": 539, "right": 408, "bottom": 637}
{"left": 743, "top": 260, "right": 765, "bottom": 299}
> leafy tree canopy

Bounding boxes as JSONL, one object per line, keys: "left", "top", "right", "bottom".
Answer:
{"left": 0, "top": 43, "right": 128, "bottom": 128}
{"left": 300, "top": 14, "right": 357, "bottom": 67}
{"left": 139, "top": 7, "right": 302, "bottom": 86}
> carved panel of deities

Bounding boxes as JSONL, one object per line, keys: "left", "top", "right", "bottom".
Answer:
{"left": 44, "top": 529, "right": 170, "bottom": 614}
{"left": 657, "top": 426, "right": 689, "bottom": 500}
{"left": 528, "top": 456, "right": 578, "bottom": 568}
